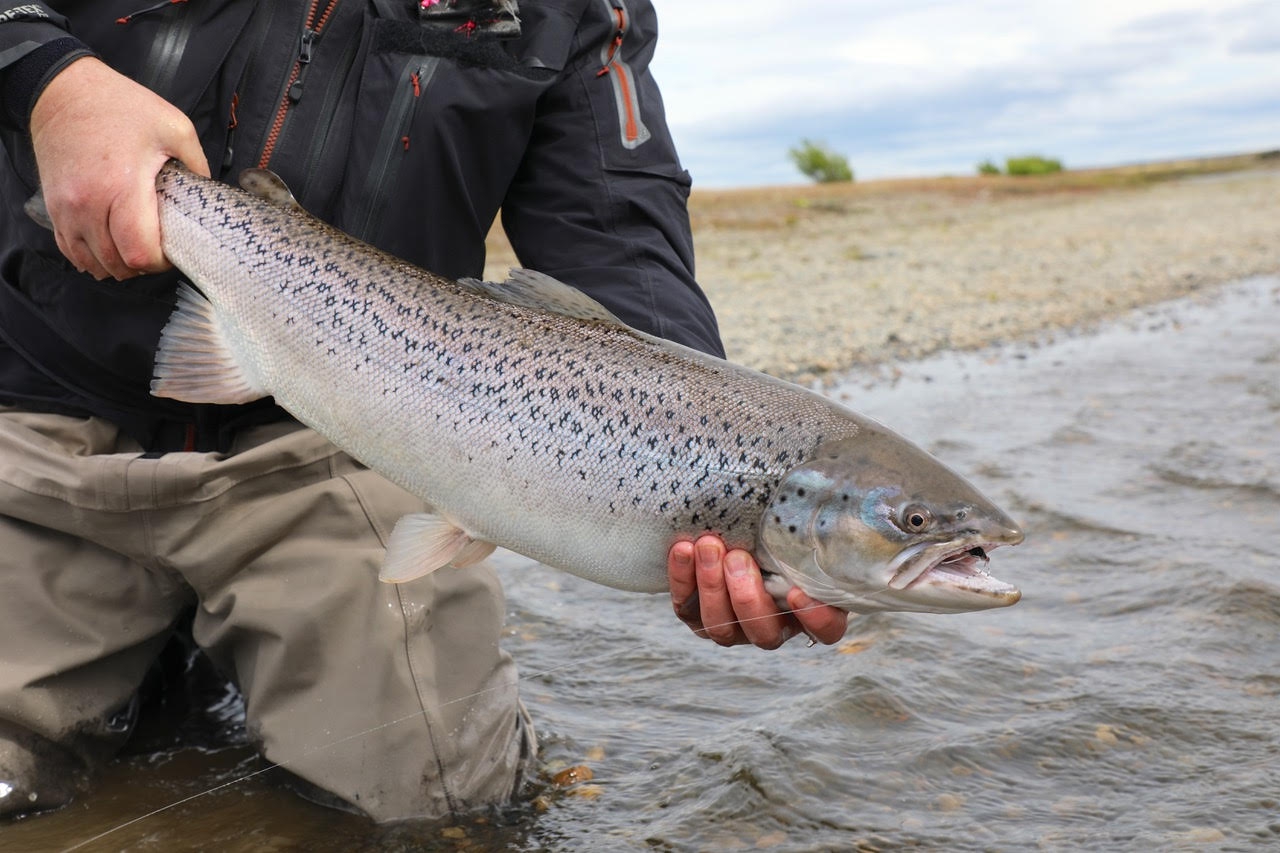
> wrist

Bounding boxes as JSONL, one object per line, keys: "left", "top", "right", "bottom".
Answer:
{"left": 3, "top": 38, "right": 95, "bottom": 131}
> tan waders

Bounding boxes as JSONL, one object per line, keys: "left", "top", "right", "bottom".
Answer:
{"left": 0, "top": 410, "right": 533, "bottom": 821}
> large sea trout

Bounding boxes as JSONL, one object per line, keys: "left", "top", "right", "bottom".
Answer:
{"left": 30, "top": 162, "right": 1023, "bottom": 614}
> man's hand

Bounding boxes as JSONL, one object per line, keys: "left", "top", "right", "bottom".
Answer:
{"left": 668, "top": 534, "right": 848, "bottom": 648}
{"left": 28, "top": 56, "right": 210, "bottom": 280}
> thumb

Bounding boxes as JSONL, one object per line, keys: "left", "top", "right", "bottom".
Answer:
{"left": 164, "top": 119, "right": 211, "bottom": 179}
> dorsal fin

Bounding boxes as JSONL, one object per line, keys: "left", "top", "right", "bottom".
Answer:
{"left": 238, "top": 168, "right": 301, "bottom": 209}
{"left": 456, "top": 268, "right": 626, "bottom": 325}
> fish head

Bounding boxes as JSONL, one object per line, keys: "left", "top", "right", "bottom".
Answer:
{"left": 756, "top": 429, "right": 1023, "bottom": 614}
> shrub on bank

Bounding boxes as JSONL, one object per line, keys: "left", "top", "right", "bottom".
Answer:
{"left": 1005, "top": 155, "right": 1064, "bottom": 176}
{"left": 789, "top": 140, "right": 855, "bottom": 183}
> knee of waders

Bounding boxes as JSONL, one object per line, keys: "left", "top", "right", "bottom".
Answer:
{"left": 0, "top": 694, "right": 140, "bottom": 819}
{"left": 0, "top": 728, "right": 95, "bottom": 818}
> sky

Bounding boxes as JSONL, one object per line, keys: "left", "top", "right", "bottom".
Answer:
{"left": 649, "top": 0, "right": 1280, "bottom": 186}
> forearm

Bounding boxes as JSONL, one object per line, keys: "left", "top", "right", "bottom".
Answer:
{"left": 499, "top": 0, "right": 722, "bottom": 357}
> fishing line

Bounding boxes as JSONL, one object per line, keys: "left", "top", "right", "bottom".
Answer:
{"left": 61, "top": 602, "right": 835, "bottom": 853}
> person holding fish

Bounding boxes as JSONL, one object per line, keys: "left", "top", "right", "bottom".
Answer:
{"left": 0, "top": 0, "right": 847, "bottom": 822}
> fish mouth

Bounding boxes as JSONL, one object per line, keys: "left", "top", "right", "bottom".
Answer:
{"left": 888, "top": 540, "right": 1020, "bottom": 603}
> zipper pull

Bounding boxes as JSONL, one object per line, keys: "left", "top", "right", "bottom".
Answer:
{"left": 289, "top": 30, "right": 319, "bottom": 103}
{"left": 299, "top": 28, "right": 317, "bottom": 64}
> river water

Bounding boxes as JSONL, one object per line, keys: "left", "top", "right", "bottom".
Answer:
{"left": 3, "top": 276, "right": 1278, "bottom": 852}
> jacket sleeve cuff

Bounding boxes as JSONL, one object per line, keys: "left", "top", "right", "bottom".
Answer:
{"left": 1, "top": 36, "right": 95, "bottom": 131}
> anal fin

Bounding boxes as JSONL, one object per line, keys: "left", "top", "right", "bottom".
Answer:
{"left": 150, "top": 283, "right": 268, "bottom": 404}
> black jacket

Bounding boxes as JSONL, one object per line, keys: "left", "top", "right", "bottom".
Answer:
{"left": 0, "top": 0, "right": 721, "bottom": 450}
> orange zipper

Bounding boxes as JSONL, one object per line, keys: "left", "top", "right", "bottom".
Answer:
{"left": 596, "top": 5, "right": 640, "bottom": 145}
{"left": 258, "top": 0, "right": 342, "bottom": 169}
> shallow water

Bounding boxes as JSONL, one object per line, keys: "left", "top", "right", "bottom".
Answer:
{"left": 3, "top": 276, "right": 1278, "bottom": 852}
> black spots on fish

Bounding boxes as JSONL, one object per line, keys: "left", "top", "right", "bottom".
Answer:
{"left": 788, "top": 525, "right": 797, "bottom": 534}
{"left": 796, "top": 488, "right": 806, "bottom": 498}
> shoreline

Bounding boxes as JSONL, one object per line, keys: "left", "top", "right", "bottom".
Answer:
{"left": 485, "top": 164, "right": 1280, "bottom": 385}
{"left": 831, "top": 272, "right": 1280, "bottom": 395}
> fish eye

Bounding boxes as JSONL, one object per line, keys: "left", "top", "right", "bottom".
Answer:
{"left": 898, "top": 504, "right": 934, "bottom": 533}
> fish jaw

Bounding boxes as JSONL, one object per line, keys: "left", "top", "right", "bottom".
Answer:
{"left": 877, "top": 536, "right": 1023, "bottom": 612}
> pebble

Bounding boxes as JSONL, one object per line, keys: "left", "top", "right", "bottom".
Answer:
{"left": 551, "top": 765, "right": 594, "bottom": 786}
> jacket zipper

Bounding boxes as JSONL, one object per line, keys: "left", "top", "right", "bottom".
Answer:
{"left": 258, "top": 0, "right": 342, "bottom": 170}
{"left": 114, "top": 0, "right": 188, "bottom": 25}
{"left": 596, "top": 0, "right": 649, "bottom": 150}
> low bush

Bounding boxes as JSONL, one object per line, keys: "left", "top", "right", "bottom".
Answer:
{"left": 789, "top": 140, "right": 855, "bottom": 183}
{"left": 1005, "top": 155, "right": 1064, "bottom": 176}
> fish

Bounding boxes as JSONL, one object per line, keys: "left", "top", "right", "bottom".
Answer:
{"left": 28, "top": 161, "right": 1023, "bottom": 615}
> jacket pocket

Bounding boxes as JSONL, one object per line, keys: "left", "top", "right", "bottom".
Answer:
{"left": 593, "top": 0, "right": 649, "bottom": 150}
{"left": 343, "top": 41, "right": 442, "bottom": 242}
{"left": 581, "top": 0, "right": 687, "bottom": 184}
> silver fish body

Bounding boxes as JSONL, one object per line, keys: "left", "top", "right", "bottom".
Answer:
{"left": 140, "top": 162, "right": 1021, "bottom": 614}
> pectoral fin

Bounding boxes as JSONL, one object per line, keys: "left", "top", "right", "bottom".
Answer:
{"left": 380, "top": 512, "right": 495, "bottom": 583}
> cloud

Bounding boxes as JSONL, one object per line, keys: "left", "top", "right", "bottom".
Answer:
{"left": 650, "top": 0, "right": 1280, "bottom": 185}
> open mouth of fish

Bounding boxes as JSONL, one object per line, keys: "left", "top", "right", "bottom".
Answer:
{"left": 889, "top": 542, "right": 1019, "bottom": 598}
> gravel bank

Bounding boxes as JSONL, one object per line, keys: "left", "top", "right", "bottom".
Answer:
{"left": 693, "top": 169, "right": 1280, "bottom": 383}
{"left": 487, "top": 168, "right": 1280, "bottom": 384}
